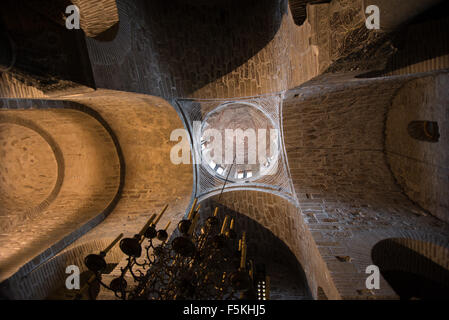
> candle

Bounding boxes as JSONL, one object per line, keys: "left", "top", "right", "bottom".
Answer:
{"left": 102, "top": 233, "right": 123, "bottom": 255}
{"left": 240, "top": 241, "right": 247, "bottom": 270}
{"left": 188, "top": 212, "right": 200, "bottom": 235}
{"left": 249, "top": 260, "right": 254, "bottom": 279}
{"left": 213, "top": 207, "right": 219, "bottom": 217}
{"left": 266, "top": 276, "right": 271, "bottom": 300}
{"left": 164, "top": 221, "right": 171, "bottom": 230}
{"left": 138, "top": 213, "right": 157, "bottom": 236}
{"left": 187, "top": 198, "right": 198, "bottom": 220}
{"left": 230, "top": 218, "right": 235, "bottom": 230}
{"left": 154, "top": 204, "right": 169, "bottom": 226}
{"left": 239, "top": 232, "right": 247, "bottom": 269}
{"left": 221, "top": 216, "right": 230, "bottom": 235}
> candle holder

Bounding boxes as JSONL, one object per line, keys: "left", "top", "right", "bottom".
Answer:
{"left": 81, "top": 200, "right": 269, "bottom": 300}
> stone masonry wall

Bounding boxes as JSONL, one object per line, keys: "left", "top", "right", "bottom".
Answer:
{"left": 201, "top": 190, "right": 341, "bottom": 300}
{"left": 0, "top": 100, "right": 121, "bottom": 283}
{"left": 386, "top": 73, "right": 449, "bottom": 223}
{"left": 283, "top": 73, "right": 449, "bottom": 299}
{"left": 0, "top": 90, "right": 193, "bottom": 298}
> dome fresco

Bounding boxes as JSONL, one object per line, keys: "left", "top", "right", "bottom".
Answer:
{"left": 200, "top": 102, "right": 280, "bottom": 182}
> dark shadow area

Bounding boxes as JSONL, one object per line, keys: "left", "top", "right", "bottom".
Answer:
{"left": 372, "top": 239, "right": 449, "bottom": 300}
{"left": 0, "top": 27, "right": 15, "bottom": 72}
{"left": 0, "top": 0, "right": 95, "bottom": 93}
{"left": 93, "top": 22, "right": 120, "bottom": 42}
{"left": 317, "top": 286, "right": 328, "bottom": 300}
{"left": 0, "top": 101, "right": 126, "bottom": 300}
{"left": 141, "top": 0, "right": 286, "bottom": 96}
{"left": 382, "top": 270, "right": 449, "bottom": 300}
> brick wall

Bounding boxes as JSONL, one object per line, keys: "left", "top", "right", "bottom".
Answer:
{"left": 72, "top": 0, "right": 119, "bottom": 39}
{"left": 0, "top": 0, "right": 400, "bottom": 101}
{"left": 199, "top": 196, "right": 313, "bottom": 300}
{"left": 84, "top": 0, "right": 324, "bottom": 100}
{"left": 0, "top": 91, "right": 193, "bottom": 298}
{"left": 386, "top": 73, "right": 449, "bottom": 223}
{"left": 62, "top": 90, "right": 194, "bottom": 243}
{"left": 96, "top": 192, "right": 315, "bottom": 300}
{"left": 283, "top": 73, "right": 449, "bottom": 299}
{"left": 0, "top": 99, "right": 121, "bottom": 283}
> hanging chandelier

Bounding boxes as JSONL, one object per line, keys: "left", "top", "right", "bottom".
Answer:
{"left": 79, "top": 199, "right": 270, "bottom": 300}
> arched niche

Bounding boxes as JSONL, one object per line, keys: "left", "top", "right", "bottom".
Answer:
{"left": 198, "top": 189, "right": 340, "bottom": 300}
{"left": 198, "top": 196, "right": 312, "bottom": 300}
{"left": 0, "top": 104, "right": 122, "bottom": 283}
{"left": 372, "top": 238, "right": 449, "bottom": 300}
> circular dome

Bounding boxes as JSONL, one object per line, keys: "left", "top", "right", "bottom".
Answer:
{"left": 0, "top": 123, "right": 58, "bottom": 212}
{"left": 200, "top": 102, "right": 279, "bottom": 182}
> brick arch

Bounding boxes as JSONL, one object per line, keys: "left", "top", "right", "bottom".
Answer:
{"left": 0, "top": 98, "right": 125, "bottom": 284}
{"left": 198, "top": 189, "right": 341, "bottom": 300}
